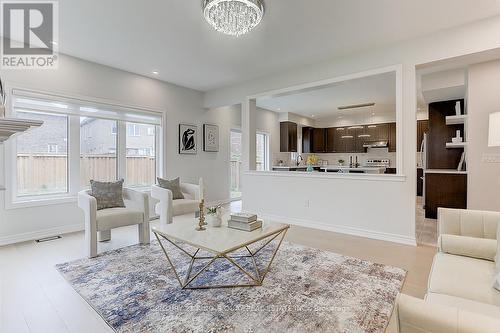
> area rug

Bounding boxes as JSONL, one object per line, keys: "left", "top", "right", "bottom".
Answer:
{"left": 56, "top": 240, "right": 405, "bottom": 333}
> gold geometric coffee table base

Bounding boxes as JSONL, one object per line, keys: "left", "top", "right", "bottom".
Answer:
{"left": 153, "top": 227, "right": 288, "bottom": 290}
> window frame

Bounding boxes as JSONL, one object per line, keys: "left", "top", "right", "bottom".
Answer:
{"left": 256, "top": 131, "right": 270, "bottom": 171}
{"left": 4, "top": 86, "right": 165, "bottom": 209}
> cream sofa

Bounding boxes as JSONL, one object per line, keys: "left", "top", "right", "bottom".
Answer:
{"left": 394, "top": 207, "right": 500, "bottom": 333}
{"left": 151, "top": 180, "right": 202, "bottom": 226}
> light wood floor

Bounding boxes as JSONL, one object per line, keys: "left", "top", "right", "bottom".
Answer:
{"left": 0, "top": 201, "right": 436, "bottom": 333}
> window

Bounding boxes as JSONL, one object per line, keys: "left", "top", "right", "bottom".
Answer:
{"left": 126, "top": 123, "right": 156, "bottom": 187}
{"left": 47, "top": 144, "right": 59, "bottom": 153}
{"left": 9, "top": 89, "right": 163, "bottom": 205}
{"left": 127, "top": 123, "right": 140, "bottom": 136}
{"left": 15, "top": 111, "right": 68, "bottom": 196}
{"left": 230, "top": 129, "right": 242, "bottom": 199}
{"left": 256, "top": 132, "right": 269, "bottom": 171}
{"left": 80, "top": 118, "right": 117, "bottom": 187}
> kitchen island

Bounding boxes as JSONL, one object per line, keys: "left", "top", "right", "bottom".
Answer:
{"left": 272, "top": 165, "right": 386, "bottom": 174}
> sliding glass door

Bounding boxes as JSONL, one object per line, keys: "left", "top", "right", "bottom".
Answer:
{"left": 230, "top": 129, "right": 242, "bottom": 200}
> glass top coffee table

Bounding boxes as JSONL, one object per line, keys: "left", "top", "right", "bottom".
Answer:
{"left": 152, "top": 217, "right": 289, "bottom": 289}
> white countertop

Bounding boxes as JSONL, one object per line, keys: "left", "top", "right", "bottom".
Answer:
{"left": 424, "top": 169, "right": 467, "bottom": 175}
{"left": 320, "top": 166, "right": 386, "bottom": 171}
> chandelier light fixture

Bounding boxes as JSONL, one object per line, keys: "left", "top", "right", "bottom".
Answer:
{"left": 203, "top": 0, "right": 265, "bottom": 37}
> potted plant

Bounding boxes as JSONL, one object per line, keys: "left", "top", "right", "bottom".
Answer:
{"left": 206, "top": 205, "right": 223, "bottom": 227}
{"left": 338, "top": 159, "right": 345, "bottom": 166}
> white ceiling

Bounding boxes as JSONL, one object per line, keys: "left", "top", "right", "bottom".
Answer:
{"left": 256, "top": 72, "right": 395, "bottom": 120}
{"left": 53, "top": 0, "right": 500, "bottom": 91}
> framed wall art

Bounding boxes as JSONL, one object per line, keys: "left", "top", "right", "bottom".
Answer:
{"left": 203, "top": 124, "right": 219, "bottom": 152}
{"left": 179, "top": 124, "right": 197, "bottom": 154}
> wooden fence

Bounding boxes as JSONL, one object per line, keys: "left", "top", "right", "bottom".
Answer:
{"left": 17, "top": 154, "right": 155, "bottom": 195}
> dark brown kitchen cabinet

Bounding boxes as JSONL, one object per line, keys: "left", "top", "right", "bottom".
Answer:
{"left": 302, "top": 127, "right": 313, "bottom": 153}
{"left": 425, "top": 173, "right": 467, "bottom": 219}
{"left": 417, "top": 120, "right": 429, "bottom": 152}
{"left": 388, "top": 122, "right": 397, "bottom": 152}
{"left": 427, "top": 100, "right": 464, "bottom": 169}
{"left": 312, "top": 128, "right": 326, "bottom": 153}
{"left": 280, "top": 121, "right": 297, "bottom": 152}
{"left": 417, "top": 168, "right": 424, "bottom": 196}
{"left": 343, "top": 127, "right": 356, "bottom": 153}
{"left": 354, "top": 126, "right": 369, "bottom": 153}
{"left": 325, "top": 128, "right": 336, "bottom": 152}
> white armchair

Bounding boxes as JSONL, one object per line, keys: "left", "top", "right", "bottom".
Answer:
{"left": 151, "top": 179, "right": 202, "bottom": 226}
{"left": 78, "top": 188, "right": 150, "bottom": 258}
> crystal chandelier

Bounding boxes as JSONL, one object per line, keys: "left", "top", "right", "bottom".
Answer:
{"left": 203, "top": 0, "right": 265, "bottom": 37}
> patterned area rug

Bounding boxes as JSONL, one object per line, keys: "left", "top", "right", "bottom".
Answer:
{"left": 56, "top": 240, "right": 405, "bottom": 333}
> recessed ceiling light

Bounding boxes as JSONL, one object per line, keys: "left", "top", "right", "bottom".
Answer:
{"left": 371, "top": 113, "right": 375, "bottom": 116}
{"left": 311, "top": 115, "right": 315, "bottom": 117}
{"left": 50, "top": 41, "right": 58, "bottom": 45}
{"left": 277, "top": 108, "right": 281, "bottom": 111}
{"left": 152, "top": 71, "right": 159, "bottom": 75}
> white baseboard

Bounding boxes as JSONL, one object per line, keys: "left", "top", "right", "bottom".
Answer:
{"left": 261, "top": 213, "right": 417, "bottom": 246}
{"left": 0, "top": 223, "right": 84, "bottom": 246}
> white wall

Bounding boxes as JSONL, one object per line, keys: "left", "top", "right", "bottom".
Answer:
{"left": 0, "top": 53, "right": 245, "bottom": 244}
{"left": 467, "top": 59, "right": 500, "bottom": 211}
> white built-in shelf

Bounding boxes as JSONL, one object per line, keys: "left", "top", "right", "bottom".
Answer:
{"left": 446, "top": 142, "right": 467, "bottom": 149}
{"left": 446, "top": 115, "right": 467, "bottom": 125}
{"left": 0, "top": 118, "right": 43, "bottom": 143}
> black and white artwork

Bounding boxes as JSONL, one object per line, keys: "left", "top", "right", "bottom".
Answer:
{"left": 179, "top": 124, "right": 197, "bottom": 154}
{"left": 203, "top": 124, "right": 219, "bottom": 152}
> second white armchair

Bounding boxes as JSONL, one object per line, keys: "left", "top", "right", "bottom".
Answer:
{"left": 151, "top": 178, "right": 203, "bottom": 225}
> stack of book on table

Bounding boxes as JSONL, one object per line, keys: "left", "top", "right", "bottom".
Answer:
{"left": 228, "top": 213, "right": 262, "bottom": 231}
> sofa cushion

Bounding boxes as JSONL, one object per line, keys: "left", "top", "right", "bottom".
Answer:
{"left": 428, "top": 252, "right": 500, "bottom": 306}
{"left": 96, "top": 207, "right": 143, "bottom": 231}
{"left": 157, "top": 177, "right": 184, "bottom": 200}
{"left": 173, "top": 199, "right": 199, "bottom": 216}
{"left": 426, "top": 292, "right": 500, "bottom": 318}
{"left": 439, "top": 234, "right": 497, "bottom": 261}
{"left": 154, "top": 199, "right": 199, "bottom": 217}
{"left": 90, "top": 179, "right": 125, "bottom": 210}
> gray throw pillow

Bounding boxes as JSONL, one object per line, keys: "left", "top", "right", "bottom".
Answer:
{"left": 157, "top": 177, "right": 184, "bottom": 200}
{"left": 90, "top": 179, "right": 126, "bottom": 210}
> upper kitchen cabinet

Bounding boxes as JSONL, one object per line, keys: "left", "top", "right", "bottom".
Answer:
{"left": 388, "top": 122, "right": 397, "bottom": 152}
{"left": 302, "top": 127, "right": 313, "bottom": 153}
{"left": 417, "top": 120, "right": 429, "bottom": 152}
{"left": 312, "top": 128, "right": 326, "bottom": 153}
{"left": 280, "top": 121, "right": 297, "bottom": 152}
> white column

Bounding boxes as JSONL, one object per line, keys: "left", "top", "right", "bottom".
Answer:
{"left": 117, "top": 122, "right": 127, "bottom": 181}
{"left": 242, "top": 98, "right": 257, "bottom": 172}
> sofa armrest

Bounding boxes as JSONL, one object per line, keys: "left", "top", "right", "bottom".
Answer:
{"left": 123, "top": 188, "right": 149, "bottom": 221}
{"left": 439, "top": 234, "right": 497, "bottom": 261}
{"left": 180, "top": 182, "right": 200, "bottom": 200}
{"left": 396, "top": 294, "right": 500, "bottom": 333}
{"left": 151, "top": 185, "right": 173, "bottom": 202}
{"left": 77, "top": 190, "right": 97, "bottom": 219}
{"left": 438, "top": 208, "right": 500, "bottom": 239}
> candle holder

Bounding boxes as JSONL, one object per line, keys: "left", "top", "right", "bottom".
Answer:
{"left": 196, "top": 199, "right": 206, "bottom": 231}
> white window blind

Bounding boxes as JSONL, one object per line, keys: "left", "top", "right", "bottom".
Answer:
{"left": 11, "top": 89, "right": 162, "bottom": 125}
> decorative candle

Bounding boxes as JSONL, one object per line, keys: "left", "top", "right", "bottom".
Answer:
{"left": 199, "top": 177, "right": 204, "bottom": 201}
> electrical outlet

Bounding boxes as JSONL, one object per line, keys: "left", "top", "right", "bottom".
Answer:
{"left": 304, "top": 200, "right": 310, "bottom": 208}
{"left": 482, "top": 154, "right": 500, "bottom": 163}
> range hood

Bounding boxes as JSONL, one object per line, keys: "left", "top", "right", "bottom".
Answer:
{"left": 363, "top": 141, "right": 389, "bottom": 148}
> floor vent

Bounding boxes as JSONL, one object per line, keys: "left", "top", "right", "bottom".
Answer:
{"left": 35, "top": 235, "right": 62, "bottom": 243}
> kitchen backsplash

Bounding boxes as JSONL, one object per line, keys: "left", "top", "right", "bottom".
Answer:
{"left": 273, "top": 149, "right": 397, "bottom": 167}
